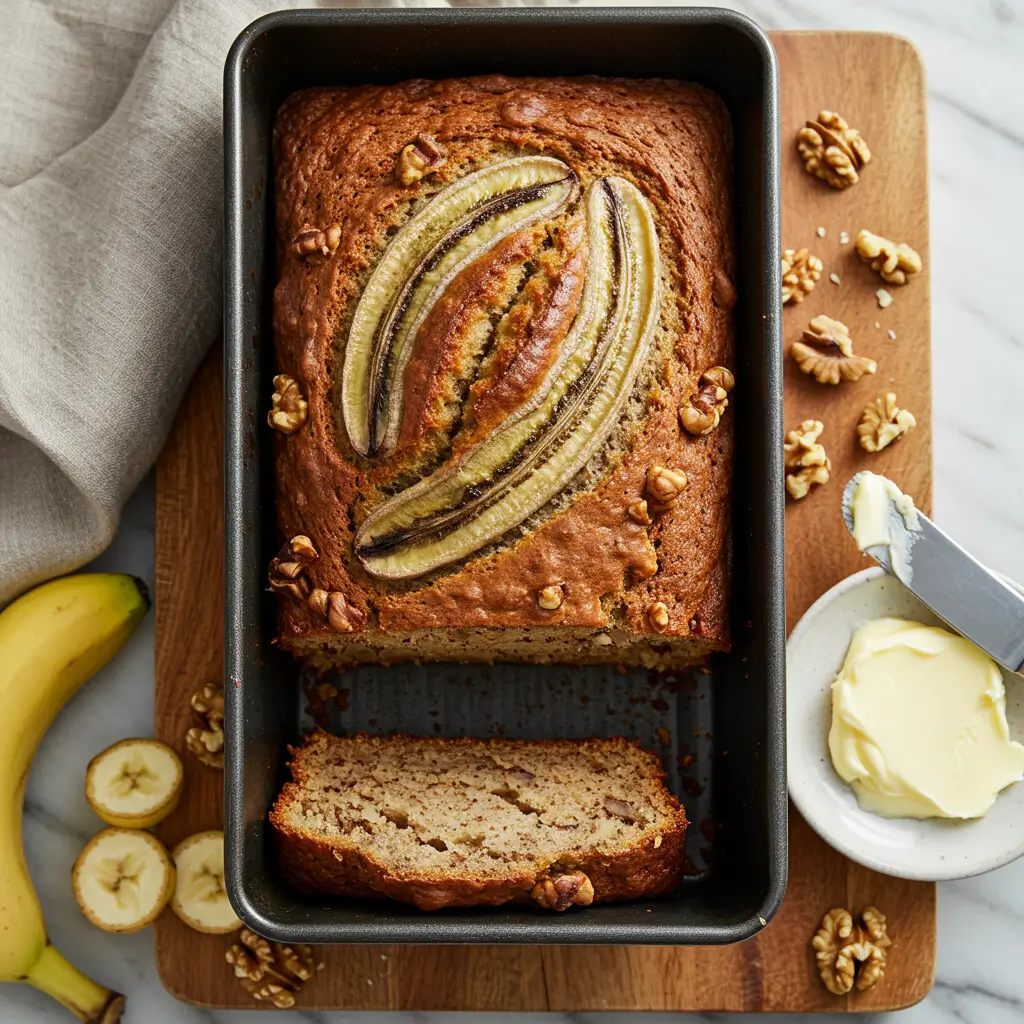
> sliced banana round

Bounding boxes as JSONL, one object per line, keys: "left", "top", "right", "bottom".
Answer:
{"left": 170, "top": 830, "right": 241, "bottom": 934}
{"left": 85, "top": 737, "right": 183, "bottom": 829}
{"left": 73, "top": 827, "right": 175, "bottom": 933}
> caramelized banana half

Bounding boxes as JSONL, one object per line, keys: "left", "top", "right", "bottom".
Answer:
{"left": 342, "top": 156, "right": 578, "bottom": 458}
{"left": 355, "top": 176, "right": 661, "bottom": 579}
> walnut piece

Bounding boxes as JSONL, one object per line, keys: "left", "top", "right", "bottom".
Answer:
{"left": 812, "top": 906, "right": 891, "bottom": 996}
{"left": 782, "top": 248, "right": 824, "bottom": 305}
{"left": 855, "top": 229, "right": 922, "bottom": 285}
{"left": 858, "top": 392, "right": 916, "bottom": 452}
{"left": 531, "top": 871, "right": 595, "bottom": 912}
{"left": 627, "top": 499, "right": 652, "bottom": 526}
{"left": 268, "top": 374, "right": 308, "bottom": 435}
{"left": 537, "top": 584, "right": 564, "bottom": 611}
{"left": 680, "top": 366, "right": 735, "bottom": 436}
{"left": 226, "top": 928, "right": 318, "bottom": 1009}
{"left": 307, "top": 588, "right": 365, "bottom": 633}
{"left": 268, "top": 535, "right": 318, "bottom": 600}
{"left": 290, "top": 223, "right": 341, "bottom": 264}
{"left": 645, "top": 466, "right": 688, "bottom": 512}
{"left": 791, "top": 315, "right": 877, "bottom": 385}
{"left": 648, "top": 601, "right": 670, "bottom": 632}
{"left": 784, "top": 420, "right": 831, "bottom": 500}
{"left": 185, "top": 683, "right": 224, "bottom": 769}
{"left": 797, "top": 111, "right": 871, "bottom": 189}
{"left": 396, "top": 134, "right": 448, "bottom": 186}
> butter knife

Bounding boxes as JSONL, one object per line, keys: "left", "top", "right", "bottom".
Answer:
{"left": 841, "top": 472, "right": 1024, "bottom": 675}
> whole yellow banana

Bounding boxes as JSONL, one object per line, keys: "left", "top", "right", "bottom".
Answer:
{"left": 0, "top": 573, "right": 149, "bottom": 1022}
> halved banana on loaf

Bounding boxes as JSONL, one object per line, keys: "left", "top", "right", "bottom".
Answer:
{"left": 73, "top": 828, "right": 175, "bottom": 933}
{"left": 85, "top": 737, "right": 183, "bottom": 829}
{"left": 170, "top": 830, "right": 241, "bottom": 934}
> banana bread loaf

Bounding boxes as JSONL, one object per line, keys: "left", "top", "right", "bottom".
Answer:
{"left": 270, "top": 731, "right": 687, "bottom": 910}
{"left": 269, "top": 75, "right": 735, "bottom": 670}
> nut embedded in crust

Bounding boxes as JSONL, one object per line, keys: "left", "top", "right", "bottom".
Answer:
{"left": 627, "top": 499, "right": 652, "bottom": 526}
{"left": 791, "top": 315, "right": 877, "bottom": 385}
{"left": 648, "top": 601, "right": 670, "bottom": 632}
{"left": 268, "top": 374, "right": 308, "bottom": 435}
{"left": 782, "top": 248, "right": 823, "bottom": 305}
{"left": 185, "top": 683, "right": 224, "bottom": 769}
{"left": 290, "top": 223, "right": 341, "bottom": 264}
{"left": 797, "top": 111, "right": 871, "bottom": 189}
{"left": 226, "top": 927, "right": 319, "bottom": 1009}
{"left": 645, "top": 466, "right": 688, "bottom": 511}
{"left": 855, "top": 229, "right": 922, "bottom": 285}
{"left": 395, "top": 134, "right": 449, "bottom": 186}
{"left": 681, "top": 366, "right": 734, "bottom": 436}
{"left": 784, "top": 419, "right": 831, "bottom": 500}
{"left": 531, "top": 871, "right": 595, "bottom": 912}
{"left": 812, "top": 906, "right": 891, "bottom": 996}
{"left": 858, "top": 392, "right": 916, "bottom": 452}
{"left": 268, "top": 536, "right": 318, "bottom": 601}
{"left": 536, "top": 584, "right": 564, "bottom": 611}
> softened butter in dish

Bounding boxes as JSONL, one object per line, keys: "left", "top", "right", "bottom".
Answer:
{"left": 829, "top": 617, "right": 1024, "bottom": 819}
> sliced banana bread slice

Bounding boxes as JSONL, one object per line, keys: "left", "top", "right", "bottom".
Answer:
{"left": 270, "top": 731, "right": 687, "bottom": 911}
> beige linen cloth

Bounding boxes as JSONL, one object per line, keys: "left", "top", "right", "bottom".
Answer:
{"left": 0, "top": 0, "right": 476, "bottom": 604}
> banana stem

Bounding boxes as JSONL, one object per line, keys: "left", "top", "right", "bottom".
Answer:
{"left": 24, "top": 943, "right": 124, "bottom": 1023}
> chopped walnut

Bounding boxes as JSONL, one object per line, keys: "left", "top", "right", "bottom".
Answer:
{"left": 797, "top": 111, "right": 871, "bottom": 189}
{"left": 858, "top": 392, "right": 916, "bottom": 452}
{"left": 226, "top": 928, "right": 318, "bottom": 1009}
{"left": 268, "top": 374, "right": 308, "bottom": 435}
{"left": 680, "top": 366, "right": 735, "bottom": 436}
{"left": 307, "top": 588, "right": 365, "bottom": 633}
{"left": 648, "top": 601, "right": 670, "bottom": 632}
{"left": 627, "top": 499, "right": 652, "bottom": 526}
{"left": 532, "top": 872, "right": 595, "bottom": 912}
{"left": 645, "top": 465, "right": 688, "bottom": 512}
{"left": 812, "top": 906, "right": 891, "bottom": 996}
{"left": 290, "top": 223, "right": 341, "bottom": 264}
{"left": 855, "top": 230, "right": 922, "bottom": 285}
{"left": 185, "top": 683, "right": 224, "bottom": 769}
{"left": 791, "top": 315, "right": 877, "bottom": 385}
{"left": 268, "top": 536, "right": 318, "bottom": 600}
{"left": 784, "top": 420, "right": 831, "bottom": 500}
{"left": 537, "top": 584, "right": 564, "bottom": 611}
{"left": 396, "top": 134, "right": 448, "bottom": 186}
{"left": 782, "top": 248, "right": 824, "bottom": 305}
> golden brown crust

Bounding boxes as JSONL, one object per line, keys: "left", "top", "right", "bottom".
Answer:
{"left": 271, "top": 75, "right": 734, "bottom": 655}
{"left": 269, "top": 732, "right": 687, "bottom": 910}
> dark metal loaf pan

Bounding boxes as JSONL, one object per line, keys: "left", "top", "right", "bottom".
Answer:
{"left": 224, "top": 6, "right": 785, "bottom": 946}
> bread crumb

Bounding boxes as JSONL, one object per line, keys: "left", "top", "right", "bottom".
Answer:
{"left": 888, "top": 329, "right": 897, "bottom": 340}
{"left": 829, "top": 273, "right": 841, "bottom": 285}
{"left": 874, "top": 322, "right": 881, "bottom": 329}
{"left": 876, "top": 288, "right": 893, "bottom": 309}
{"left": 816, "top": 226, "right": 826, "bottom": 238}
{"left": 839, "top": 231, "right": 850, "bottom": 244}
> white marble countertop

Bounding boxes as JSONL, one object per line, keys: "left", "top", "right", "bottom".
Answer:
{"left": 4, "top": 0, "right": 1023, "bottom": 1022}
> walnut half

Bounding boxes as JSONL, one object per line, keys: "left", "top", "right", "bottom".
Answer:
{"left": 858, "top": 393, "right": 917, "bottom": 452}
{"left": 680, "top": 366, "right": 735, "bottom": 436}
{"left": 268, "top": 535, "right": 319, "bottom": 601}
{"left": 645, "top": 465, "right": 688, "bottom": 512}
{"left": 185, "top": 683, "right": 224, "bottom": 769}
{"left": 531, "top": 871, "right": 595, "bottom": 912}
{"left": 782, "top": 248, "right": 823, "bottom": 305}
{"left": 855, "top": 230, "right": 922, "bottom": 286}
{"left": 267, "top": 374, "right": 308, "bottom": 435}
{"left": 396, "top": 134, "right": 448, "bottom": 186}
{"left": 784, "top": 419, "right": 831, "bottom": 500}
{"left": 797, "top": 111, "right": 871, "bottom": 189}
{"left": 307, "top": 588, "right": 365, "bottom": 633}
{"left": 290, "top": 223, "right": 341, "bottom": 264}
{"left": 226, "top": 928, "right": 319, "bottom": 1009}
{"left": 812, "top": 906, "right": 891, "bottom": 995}
{"left": 791, "top": 315, "right": 877, "bottom": 385}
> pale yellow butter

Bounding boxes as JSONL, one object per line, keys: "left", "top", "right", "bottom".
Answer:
{"left": 829, "top": 617, "right": 1024, "bottom": 819}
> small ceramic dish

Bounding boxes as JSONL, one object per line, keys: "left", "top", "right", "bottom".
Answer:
{"left": 788, "top": 566, "right": 1024, "bottom": 881}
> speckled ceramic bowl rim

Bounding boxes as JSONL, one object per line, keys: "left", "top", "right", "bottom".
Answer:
{"left": 788, "top": 565, "right": 1024, "bottom": 881}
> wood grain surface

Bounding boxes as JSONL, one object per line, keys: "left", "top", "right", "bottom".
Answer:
{"left": 153, "top": 31, "right": 935, "bottom": 1012}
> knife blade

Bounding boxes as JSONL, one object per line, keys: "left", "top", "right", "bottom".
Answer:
{"left": 842, "top": 472, "right": 1024, "bottom": 675}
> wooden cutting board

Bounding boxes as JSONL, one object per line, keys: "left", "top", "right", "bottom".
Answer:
{"left": 153, "top": 31, "right": 934, "bottom": 1012}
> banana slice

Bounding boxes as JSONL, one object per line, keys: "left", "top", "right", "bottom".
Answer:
{"left": 355, "top": 176, "right": 661, "bottom": 579}
{"left": 85, "top": 737, "right": 183, "bottom": 829}
{"left": 73, "top": 827, "right": 174, "bottom": 933}
{"left": 170, "top": 830, "right": 241, "bottom": 934}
